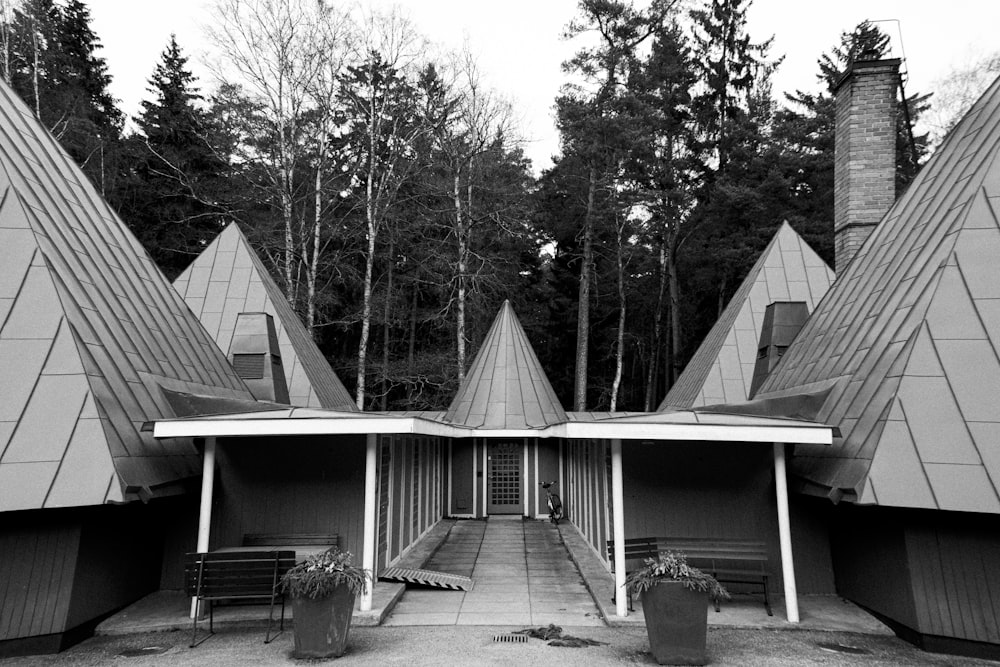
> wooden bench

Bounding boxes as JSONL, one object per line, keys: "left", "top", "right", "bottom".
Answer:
{"left": 607, "top": 537, "right": 772, "bottom": 615}
{"left": 184, "top": 550, "right": 296, "bottom": 647}
{"left": 242, "top": 533, "right": 339, "bottom": 550}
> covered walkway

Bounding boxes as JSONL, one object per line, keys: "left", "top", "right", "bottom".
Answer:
{"left": 386, "top": 518, "right": 602, "bottom": 626}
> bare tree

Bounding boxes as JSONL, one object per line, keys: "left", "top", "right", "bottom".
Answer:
{"left": 0, "top": 0, "right": 18, "bottom": 85}
{"left": 341, "top": 7, "right": 427, "bottom": 409}
{"left": 926, "top": 50, "right": 1000, "bottom": 146}
{"left": 206, "top": 0, "right": 325, "bottom": 305}
{"left": 438, "top": 45, "right": 518, "bottom": 381}
{"left": 302, "top": 3, "right": 353, "bottom": 335}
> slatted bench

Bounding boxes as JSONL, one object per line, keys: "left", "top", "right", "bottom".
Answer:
{"left": 242, "top": 533, "right": 340, "bottom": 550}
{"left": 608, "top": 537, "right": 772, "bottom": 615}
{"left": 241, "top": 533, "right": 340, "bottom": 561}
{"left": 184, "top": 550, "right": 296, "bottom": 647}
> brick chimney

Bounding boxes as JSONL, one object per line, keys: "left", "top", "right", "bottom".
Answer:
{"left": 833, "top": 57, "right": 900, "bottom": 270}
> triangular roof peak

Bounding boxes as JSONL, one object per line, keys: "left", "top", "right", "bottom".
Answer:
{"left": 0, "top": 80, "right": 251, "bottom": 512}
{"left": 174, "top": 222, "right": 357, "bottom": 411}
{"left": 660, "top": 221, "right": 834, "bottom": 410}
{"left": 757, "top": 74, "right": 1000, "bottom": 513}
{"left": 445, "top": 301, "right": 566, "bottom": 429}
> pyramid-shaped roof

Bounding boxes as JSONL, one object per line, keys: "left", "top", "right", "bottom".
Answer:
{"left": 445, "top": 301, "right": 566, "bottom": 429}
{"left": 660, "top": 222, "right": 834, "bottom": 410}
{"left": 0, "top": 80, "right": 252, "bottom": 512}
{"left": 174, "top": 223, "right": 356, "bottom": 411}
{"left": 756, "top": 75, "right": 1000, "bottom": 513}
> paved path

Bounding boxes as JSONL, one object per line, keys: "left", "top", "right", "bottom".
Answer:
{"left": 385, "top": 517, "right": 603, "bottom": 626}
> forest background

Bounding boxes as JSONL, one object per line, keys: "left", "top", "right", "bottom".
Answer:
{"left": 2, "top": 0, "right": 998, "bottom": 411}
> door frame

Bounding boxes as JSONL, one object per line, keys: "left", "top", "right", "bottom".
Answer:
{"left": 485, "top": 439, "right": 525, "bottom": 515}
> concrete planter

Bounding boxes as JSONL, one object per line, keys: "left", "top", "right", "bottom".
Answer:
{"left": 640, "top": 581, "right": 709, "bottom": 665}
{"left": 291, "top": 585, "right": 357, "bottom": 659}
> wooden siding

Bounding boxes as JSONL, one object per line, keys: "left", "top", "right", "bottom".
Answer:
{"left": 621, "top": 441, "right": 835, "bottom": 594}
{"left": 0, "top": 511, "right": 78, "bottom": 641}
{"left": 905, "top": 514, "right": 1000, "bottom": 645}
{"left": 212, "top": 436, "right": 365, "bottom": 555}
{"left": 377, "top": 438, "right": 391, "bottom": 572}
{"left": 831, "top": 506, "right": 921, "bottom": 632}
{"left": 562, "top": 439, "right": 610, "bottom": 558}
{"left": 836, "top": 506, "right": 1000, "bottom": 646}
{"left": 2, "top": 503, "right": 168, "bottom": 651}
{"left": 377, "top": 436, "right": 446, "bottom": 568}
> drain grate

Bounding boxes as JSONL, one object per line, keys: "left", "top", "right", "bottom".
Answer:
{"left": 816, "top": 642, "right": 871, "bottom": 655}
{"left": 494, "top": 634, "right": 528, "bottom": 644}
{"left": 118, "top": 646, "right": 171, "bottom": 657}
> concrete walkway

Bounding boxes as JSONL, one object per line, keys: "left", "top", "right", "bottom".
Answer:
{"left": 385, "top": 516, "right": 603, "bottom": 626}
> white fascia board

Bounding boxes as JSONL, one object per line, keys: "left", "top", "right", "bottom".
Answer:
{"left": 153, "top": 417, "right": 420, "bottom": 439}
{"left": 153, "top": 415, "right": 832, "bottom": 445}
{"left": 561, "top": 421, "right": 833, "bottom": 445}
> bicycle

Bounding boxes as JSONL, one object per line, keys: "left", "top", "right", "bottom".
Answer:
{"left": 539, "top": 481, "right": 563, "bottom": 524}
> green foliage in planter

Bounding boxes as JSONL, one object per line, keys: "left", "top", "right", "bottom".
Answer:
{"left": 624, "top": 551, "right": 731, "bottom": 602}
{"left": 279, "top": 548, "right": 370, "bottom": 600}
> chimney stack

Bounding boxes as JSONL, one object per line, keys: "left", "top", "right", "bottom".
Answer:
{"left": 833, "top": 57, "right": 900, "bottom": 270}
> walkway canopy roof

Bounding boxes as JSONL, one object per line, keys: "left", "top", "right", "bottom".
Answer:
{"left": 151, "top": 405, "right": 832, "bottom": 445}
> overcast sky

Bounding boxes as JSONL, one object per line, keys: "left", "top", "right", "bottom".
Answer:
{"left": 87, "top": 0, "right": 1000, "bottom": 174}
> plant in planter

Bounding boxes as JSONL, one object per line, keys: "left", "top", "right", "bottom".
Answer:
{"left": 279, "top": 548, "right": 370, "bottom": 659}
{"left": 625, "top": 551, "right": 730, "bottom": 666}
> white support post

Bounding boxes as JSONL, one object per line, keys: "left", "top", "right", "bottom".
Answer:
{"left": 191, "top": 437, "right": 217, "bottom": 619}
{"left": 523, "top": 439, "right": 529, "bottom": 517}
{"left": 610, "top": 438, "right": 627, "bottom": 617}
{"left": 773, "top": 442, "right": 799, "bottom": 623}
{"left": 361, "top": 433, "right": 378, "bottom": 612}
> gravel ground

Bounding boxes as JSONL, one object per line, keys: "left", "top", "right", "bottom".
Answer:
{"left": 3, "top": 625, "right": 998, "bottom": 666}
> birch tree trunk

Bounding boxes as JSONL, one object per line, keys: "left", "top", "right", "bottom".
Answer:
{"left": 306, "top": 124, "right": 326, "bottom": 335}
{"left": 380, "top": 237, "right": 394, "bottom": 411}
{"left": 454, "top": 166, "right": 467, "bottom": 381}
{"left": 610, "top": 217, "right": 626, "bottom": 411}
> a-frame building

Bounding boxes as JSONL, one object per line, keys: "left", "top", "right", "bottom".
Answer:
{"left": 756, "top": 73, "right": 1000, "bottom": 652}
{"left": 174, "top": 222, "right": 356, "bottom": 411}
{"left": 661, "top": 221, "right": 834, "bottom": 410}
{"left": 0, "top": 79, "right": 253, "bottom": 654}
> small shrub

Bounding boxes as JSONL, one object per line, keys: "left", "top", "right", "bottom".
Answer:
{"left": 279, "top": 548, "right": 370, "bottom": 600}
{"left": 624, "top": 551, "right": 730, "bottom": 602}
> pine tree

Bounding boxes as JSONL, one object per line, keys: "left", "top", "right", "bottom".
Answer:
{"left": 120, "top": 35, "right": 227, "bottom": 279}
{"left": 3, "top": 0, "right": 122, "bottom": 194}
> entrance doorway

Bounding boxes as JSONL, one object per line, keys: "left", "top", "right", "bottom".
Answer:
{"left": 487, "top": 440, "right": 522, "bottom": 514}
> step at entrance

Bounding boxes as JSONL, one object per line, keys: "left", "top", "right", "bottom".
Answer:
{"left": 380, "top": 567, "right": 475, "bottom": 591}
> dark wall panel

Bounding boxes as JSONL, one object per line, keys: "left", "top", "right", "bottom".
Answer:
{"left": 450, "top": 439, "right": 474, "bottom": 514}
{"left": 66, "top": 505, "right": 164, "bottom": 630}
{"left": 0, "top": 511, "right": 79, "bottom": 641}
{"left": 212, "top": 435, "right": 365, "bottom": 555}
{"left": 831, "top": 506, "right": 919, "bottom": 630}
{"left": 622, "top": 441, "right": 838, "bottom": 593}
{"left": 904, "top": 512, "right": 1000, "bottom": 645}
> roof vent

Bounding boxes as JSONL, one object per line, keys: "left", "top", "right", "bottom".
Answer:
{"left": 749, "top": 302, "right": 810, "bottom": 398}
{"left": 227, "top": 312, "right": 290, "bottom": 404}
{"left": 232, "top": 353, "right": 265, "bottom": 379}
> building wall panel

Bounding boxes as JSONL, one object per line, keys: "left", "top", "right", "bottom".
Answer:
{"left": 904, "top": 512, "right": 1000, "bottom": 645}
{"left": 0, "top": 510, "right": 79, "bottom": 641}
{"left": 450, "top": 439, "right": 475, "bottom": 515}
{"left": 212, "top": 436, "right": 365, "bottom": 555}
